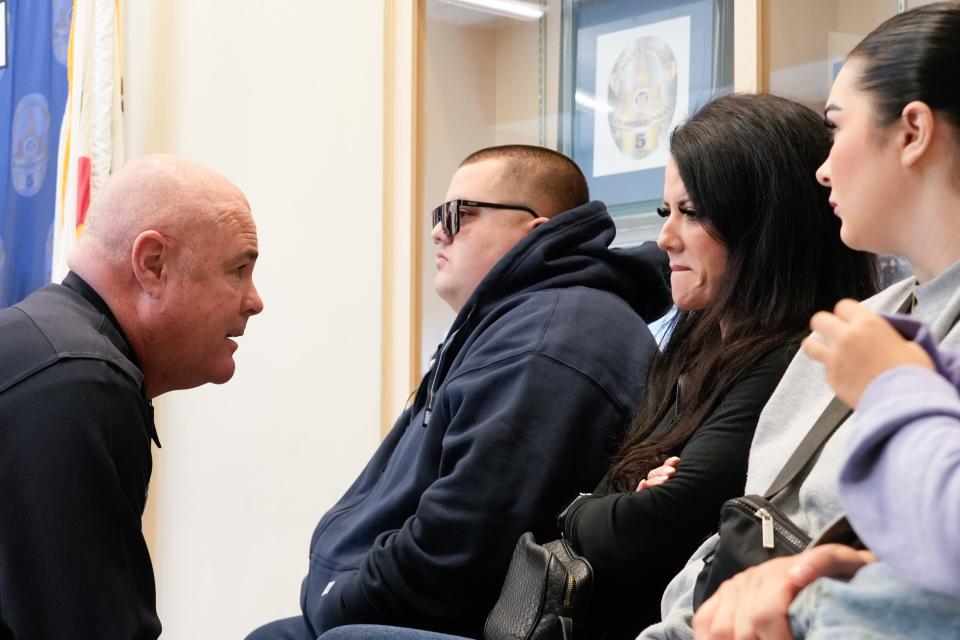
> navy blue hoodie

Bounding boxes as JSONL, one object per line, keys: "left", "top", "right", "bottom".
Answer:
{"left": 299, "top": 201, "right": 671, "bottom": 636}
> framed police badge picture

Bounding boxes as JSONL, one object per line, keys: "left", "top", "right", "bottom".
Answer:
{"left": 560, "top": 0, "right": 733, "bottom": 243}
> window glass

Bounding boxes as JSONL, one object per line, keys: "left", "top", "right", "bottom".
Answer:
{"left": 420, "top": 0, "right": 548, "bottom": 368}
{"left": 765, "top": 0, "right": 918, "bottom": 286}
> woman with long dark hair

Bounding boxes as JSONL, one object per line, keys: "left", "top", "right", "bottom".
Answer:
{"left": 689, "top": 4, "right": 960, "bottom": 639}
{"left": 559, "top": 93, "right": 878, "bottom": 639}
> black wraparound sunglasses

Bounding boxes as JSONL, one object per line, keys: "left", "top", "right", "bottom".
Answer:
{"left": 431, "top": 199, "right": 539, "bottom": 237}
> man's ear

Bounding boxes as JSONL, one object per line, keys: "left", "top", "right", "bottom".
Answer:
{"left": 529, "top": 216, "right": 551, "bottom": 231}
{"left": 900, "top": 100, "right": 936, "bottom": 168}
{"left": 131, "top": 230, "right": 168, "bottom": 297}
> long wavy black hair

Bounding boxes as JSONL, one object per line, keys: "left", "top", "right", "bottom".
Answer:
{"left": 607, "top": 93, "right": 880, "bottom": 491}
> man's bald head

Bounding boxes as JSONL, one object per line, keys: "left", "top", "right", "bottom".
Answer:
{"left": 75, "top": 154, "right": 250, "bottom": 269}
{"left": 64, "top": 154, "right": 263, "bottom": 398}
{"left": 459, "top": 145, "right": 589, "bottom": 217}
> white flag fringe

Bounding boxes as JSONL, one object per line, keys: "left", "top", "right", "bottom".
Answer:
{"left": 52, "top": 0, "right": 125, "bottom": 282}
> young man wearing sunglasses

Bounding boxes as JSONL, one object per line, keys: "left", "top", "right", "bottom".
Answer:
{"left": 249, "top": 145, "right": 670, "bottom": 640}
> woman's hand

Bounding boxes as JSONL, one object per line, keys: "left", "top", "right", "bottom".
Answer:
{"left": 692, "top": 544, "right": 876, "bottom": 640}
{"left": 803, "top": 299, "right": 933, "bottom": 407}
{"left": 636, "top": 456, "right": 680, "bottom": 491}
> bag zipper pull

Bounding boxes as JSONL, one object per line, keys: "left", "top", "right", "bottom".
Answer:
{"left": 563, "top": 572, "right": 576, "bottom": 608}
{"left": 755, "top": 507, "right": 775, "bottom": 549}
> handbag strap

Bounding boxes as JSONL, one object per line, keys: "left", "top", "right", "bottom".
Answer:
{"left": 762, "top": 396, "right": 851, "bottom": 499}
{"left": 762, "top": 292, "right": 917, "bottom": 500}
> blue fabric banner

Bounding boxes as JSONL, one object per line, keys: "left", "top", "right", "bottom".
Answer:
{"left": 0, "top": 0, "right": 71, "bottom": 306}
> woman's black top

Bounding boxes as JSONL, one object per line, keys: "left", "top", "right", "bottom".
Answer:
{"left": 561, "top": 343, "right": 799, "bottom": 639}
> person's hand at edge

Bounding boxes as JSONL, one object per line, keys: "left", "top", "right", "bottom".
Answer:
{"left": 692, "top": 544, "right": 875, "bottom": 640}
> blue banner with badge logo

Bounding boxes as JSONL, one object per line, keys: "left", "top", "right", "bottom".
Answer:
{"left": 0, "top": 0, "right": 71, "bottom": 306}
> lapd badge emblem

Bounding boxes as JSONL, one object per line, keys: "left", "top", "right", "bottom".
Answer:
{"left": 11, "top": 93, "right": 51, "bottom": 198}
{"left": 607, "top": 36, "right": 678, "bottom": 160}
{"left": 52, "top": 0, "right": 73, "bottom": 66}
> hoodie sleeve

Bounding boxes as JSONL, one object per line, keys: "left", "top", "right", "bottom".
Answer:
{"left": 840, "top": 352, "right": 960, "bottom": 597}
{"left": 312, "top": 352, "right": 629, "bottom": 635}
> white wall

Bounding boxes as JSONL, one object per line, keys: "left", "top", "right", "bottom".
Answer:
{"left": 124, "top": 2, "right": 386, "bottom": 637}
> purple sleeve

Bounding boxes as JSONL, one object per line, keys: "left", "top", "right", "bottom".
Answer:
{"left": 880, "top": 314, "right": 960, "bottom": 384}
{"left": 839, "top": 314, "right": 960, "bottom": 596}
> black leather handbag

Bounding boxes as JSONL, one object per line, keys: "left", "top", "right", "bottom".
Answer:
{"left": 484, "top": 532, "right": 594, "bottom": 640}
{"left": 692, "top": 396, "right": 852, "bottom": 609}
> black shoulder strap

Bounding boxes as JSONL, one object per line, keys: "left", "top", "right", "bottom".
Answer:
{"left": 762, "top": 292, "right": 916, "bottom": 500}
{"left": 763, "top": 396, "right": 851, "bottom": 499}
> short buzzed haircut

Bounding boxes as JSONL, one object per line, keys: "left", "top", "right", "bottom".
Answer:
{"left": 460, "top": 145, "right": 589, "bottom": 217}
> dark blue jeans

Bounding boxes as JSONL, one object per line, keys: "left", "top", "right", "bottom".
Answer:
{"left": 246, "top": 616, "right": 316, "bottom": 640}
{"left": 318, "top": 625, "right": 472, "bottom": 640}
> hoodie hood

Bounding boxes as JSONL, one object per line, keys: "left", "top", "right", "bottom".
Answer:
{"left": 455, "top": 200, "right": 672, "bottom": 326}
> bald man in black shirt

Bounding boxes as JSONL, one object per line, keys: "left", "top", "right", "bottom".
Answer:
{"left": 0, "top": 154, "right": 264, "bottom": 639}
